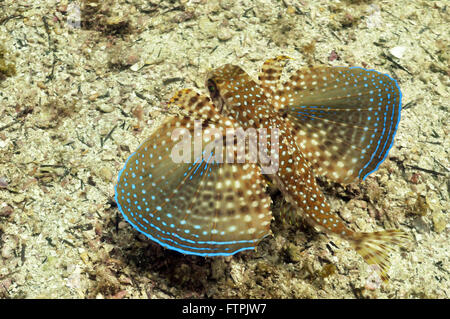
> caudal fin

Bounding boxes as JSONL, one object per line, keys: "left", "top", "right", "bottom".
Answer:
{"left": 350, "top": 230, "right": 410, "bottom": 282}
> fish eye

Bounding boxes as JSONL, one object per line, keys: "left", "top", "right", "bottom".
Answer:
{"left": 207, "top": 80, "right": 218, "bottom": 98}
{"left": 207, "top": 80, "right": 215, "bottom": 92}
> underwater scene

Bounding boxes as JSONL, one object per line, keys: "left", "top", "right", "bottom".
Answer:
{"left": 0, "top": 0, "right": 448, "bottom": 299}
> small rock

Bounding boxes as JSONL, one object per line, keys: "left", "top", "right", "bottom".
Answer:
{"left": 366, "top": 4, "right": 382, "bottom": 28}
{"left": 98, "top": 166, "right": 113, "bottom": 182}
{"left": 286, "top": 6, "right": 296, "bottom": 15}
{"left": 130, "top": 62, "right": 141, "bottom": 72}
{"left": 13, "top": 272, "right": 26, "bottom": 286}
{"left": 365, "top": 265, "right": 382, "bottom": 290}
{"left": 0, "top": 205, "right": 13, "bottom": 217}
{"left": 118, "top": 275, "right": 133, "bottom": 285}
{"left": 1, "top": 278, "right": 12, "bottom": 291}
{"left": 37, "top": 81, "right": 47, "bottom": 90}
{"left": 12, "top": 194, "right": 25, "bottom": 203}
{"left": 118, "top": 221, "right": 129, "bottom": 230}
{"left": 285, "top": 243, "right": 302, "bottom": 263}
{"left": 1, "top": 238, "right": 16, "bottom": 259}
{"left": 328, "top": 49, "right": 340, "bottom": 61}
{"left": 409, "top": 173, "right": 422, "bottom": 184}
{"left": 66, "top": 265, "right": 82, "bottom": 290}
{"left": 1, "top": 246, "right": 13, "bottom": 259}
{"left": 97, "top": 103, "right": 114, "bottom": 113}
{"left": 132, "top": 105, "right": 144, "bottom": 121}
{"left": 111, "top": 290, "right": 127, "bottom": 299}
{"left": 217, "top": 28, "right": 233, "bottom": 41}
{"left": 219, "top": 0, "right": 234, "bottom": 10}
{"left": 198, "top": 16, "right": 215, "bottom": 36}
{"left": 318, "top": 263, "right": 337, "bottom": 278}
{"left": 389, "top": 46, "right": 406, "bottom": 59}
{"left": 412, "top": 216, "right": 430, "bottom": 233}
{"left": 230, "top": 262, "right": 245, "bottom": 284}
{"left": 210, "top": 259, "right": 226, "bottom": 280}
{"left": 412, "top": 194, "right": 429, "bottom": 216}
{"left": 0, "top": 177, "right": 8, "bottom": 188}
{"left": 432, "top": 211, "right": 447, "bottom": 233}
{"left": 206, "top": 0, "right": 221, "bottom": 13}
{"left": 79, "top": 251, "right": 90, "bottom": 265}
{"left": 89, "top": 93, "right": 100, "bottom": 102}
{"left": 254, "top": 261, "right": 275, "bottom": 277}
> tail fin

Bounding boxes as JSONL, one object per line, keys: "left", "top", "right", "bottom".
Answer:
{"left": 350, "top": 230, "right": 410, "bottom": 282}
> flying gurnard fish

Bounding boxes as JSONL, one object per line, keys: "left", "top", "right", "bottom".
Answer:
{"left": 115, "top": 56, "right": 409, "bottom": 282}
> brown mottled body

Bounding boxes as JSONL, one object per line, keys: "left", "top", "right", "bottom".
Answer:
{"left": 208, "top": 64, "right": 354, "bottom": 238}
{"left": 206, "top": 59, "right": 408, "bottom": 281}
